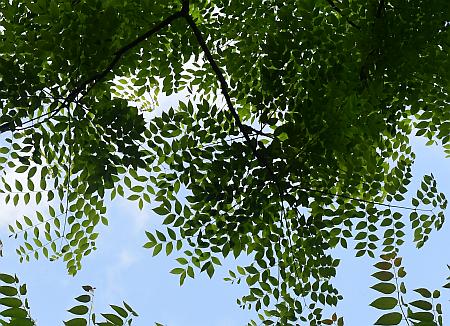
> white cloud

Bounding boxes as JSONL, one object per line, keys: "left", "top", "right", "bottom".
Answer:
{"left": 104, "top": 248, "right": 139, "bottom": 302}
{"left": 0, "top": 204, "right": 33, "bottom": 228}
{"left": 118, "top": 249, "right": 137, "bottom": 268}
{"left": 109, "top": 198, "right": 152, "bottom": 233}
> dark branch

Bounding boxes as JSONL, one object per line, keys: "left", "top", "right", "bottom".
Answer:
{"left": 69, "top": 10, "right": 184, "bottom": 104}
{"left": 242, "top": 124, "right": 274, "bottom": 138}
{"left": 325, "top": 0, "right": 360, "bottom": 29}
{"left": 0, "top": 10, "right": 184, "bottom": 135}
{"left": 376, "top": 0, "right": 385, "bottom": 18}
{"left": 183, "top": 13, "right": 431, "bottom": 262}
{"left": 183, "top": 13, "right": 296, "bottom": 262}
{"left": 181, "top": 0, "right": 190, "bottom": 14}
{"left": 184, "top": 14, "right": 257, "bottom": 152}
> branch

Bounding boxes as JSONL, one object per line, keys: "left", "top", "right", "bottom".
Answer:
{"left": 84, "top": 11, "right": 184, "bottom": 94}
{"left": 183, "top": 15, "right": 256, "bottom": 152}
{"left": 0, "top": 93, "right": 61, "bottom": 133}
{"left": 184, "top": 14, "right": 292, "bottom": 228}
{"left": 242, "top": 124, "right": 274, "bottom": 138}
{"left": 376, "top": 0, "right": 385, "bottom": 18}
{"left": 0, "top": 10, "right": 184, "bottom": 134}
{"left": 293, "top": 184, "right": 434, "bottom": 212}
{"left": 325, "top": 0, "right": 360, "bottom": 29}
{"left": 183, "top": 14, "right": 298, "bottom": 280}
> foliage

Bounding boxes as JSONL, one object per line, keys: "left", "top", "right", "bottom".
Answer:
{"left": 0, "top": 273, "right": 34, "bottom": 325}
{"left": 370, "top": 252, "right": 444, "bottom": 326}
{"left": 0, "top": 273, "right": 137, "bottom": 325}
{"left": 0, "top": 0, "right": 449, "bottom": 324}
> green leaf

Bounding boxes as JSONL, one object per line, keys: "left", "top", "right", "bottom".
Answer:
{"left": 170, "top": 268, "right": 184, "bottom": 275}
{"left": 153, "top": 205, "right": 170, "bottom": 216}
{"left": 23, "top": 216, "right": 33, "bottom": 226}
{"left": 19, "top": 284, "right": 27, "bottom": 295}
{"left": 155, "top": 230, "right": 166, "bottom": 242}
{"left": 68, "top": 305, "right": 89, "bottom": 315}
{"left": 408, "top": 311, "right": 434, "bottom": 322}
{"left": 153, "top": 243, "right": 162, "bottom": 256}
{"left": 74, "top": 295, "right": 91, "bottom": 303}
{"left": 0, "top": 274, "right": 16, "bottom": 284}
{"left": 414, "top": 288, "right": 432, "bottom": 298}
{"left": 370, "top": 283, "right": 396, "bottom": 295}
{"left": 101, "top": 313, "right": 123, "bottom": 324}
{"left": 374, "top": 262, "right": 392, "bottom": 270}
{"left": 0, "top": 297, "right": 22, "bottom": 308}
{"left": 7, "top": 318, "right": 35, "bottom": 326}
{"left": 15, "top": 180, "right": 23, "bottom": 191}
{"left": 15, "top": 166, "right": 27, "bottom": 173}
{"left": 372, "top": 271, "right": 394, "bottom": 282}
{"left": 64, "top": 318, "right": 88, "bottom": 326}
{"left": 165, "top": 242, "right": 173, "bottom": 255}
{"left": 374, "top": 312, "right": 402, "bottom": 325}
{"left": 370, "top": 297, "right": 398, "bottom": 310}
{"left": 0, "top": 286, "right": 18, "bottom": 296}
{"left": 123, "top": 301, "right": 138, "bottom": 316}
{"left": 277, "top": 132, "right": 289, "bottom": 142}
{"left": 409, "top": 300, "right": 432, "bottom": 311}
{"left": 110, "top": 305, "right": 128, "bottom": 318}
{"left": 0, "top": 307, "right": 28, "bottom": 318}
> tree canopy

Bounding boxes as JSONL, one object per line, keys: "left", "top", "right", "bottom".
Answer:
{"left": 0, "top": 0, "right": 449, "bottom": 324}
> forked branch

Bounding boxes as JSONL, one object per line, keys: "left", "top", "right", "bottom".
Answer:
{"left": 0, "top": 9, "right": 185, "bottom": 134}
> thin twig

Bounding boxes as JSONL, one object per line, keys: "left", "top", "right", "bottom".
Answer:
{"left": 392, "top": 260, "right": 411, "bottom": 326}
{"left": 60, "top": 102, "right": 73, "bottom": 250}
{"left": 87, "top": 291, "right": 95, "bottom": 326}
{"left": 292, "top": 184, "right": 434, "bottom": 212}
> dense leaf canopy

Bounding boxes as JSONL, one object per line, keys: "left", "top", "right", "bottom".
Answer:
{"left": 0, "top": 0, "right": 449, "bottom": 324}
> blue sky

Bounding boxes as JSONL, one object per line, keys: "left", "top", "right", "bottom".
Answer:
{"left": 332, "top": 137, "right": 450, "bottom": 325}
{"left": 0, "top": 115, "right": 449, "bottom": 325}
